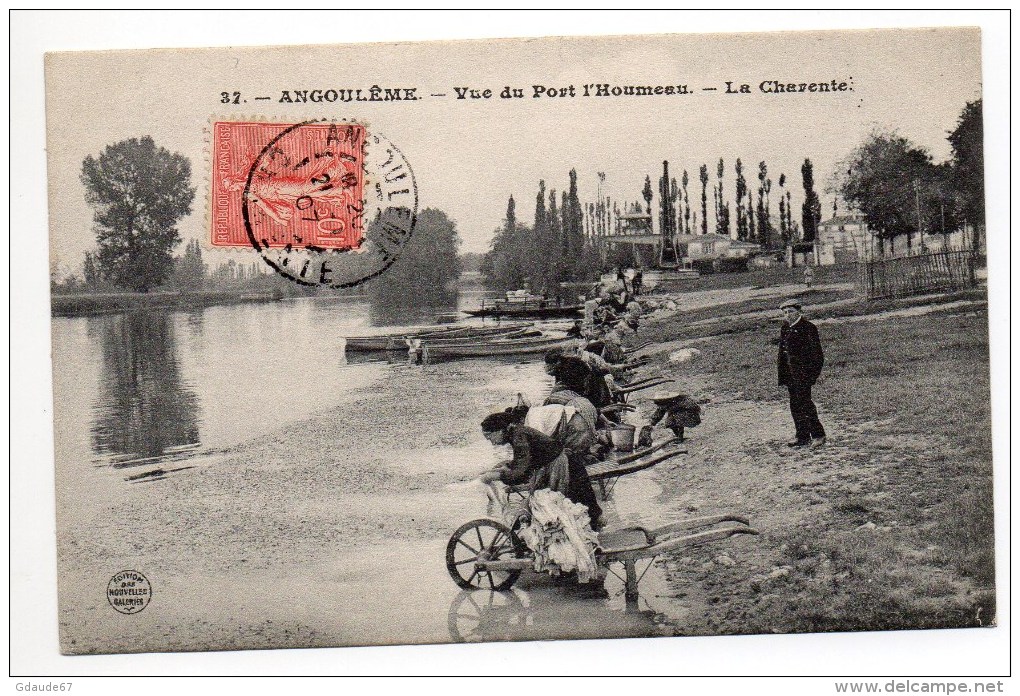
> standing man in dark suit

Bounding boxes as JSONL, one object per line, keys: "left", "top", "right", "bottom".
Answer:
{"left": 777, "top": 299, "right": 826, "bottom": 448}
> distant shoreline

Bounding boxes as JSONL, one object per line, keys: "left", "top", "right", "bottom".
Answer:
{"left": 52, "top": 271, "right": 492, "bottom": 318}
{"left": 49, "top": 290, "right": 296, "bottom": 317}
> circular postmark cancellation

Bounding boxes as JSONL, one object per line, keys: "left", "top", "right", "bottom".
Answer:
{"left": 210, "top": 119, "right": 418, "bottom": 289}
{"left": 107, "top": 570, "right": 152, "bottom": 614}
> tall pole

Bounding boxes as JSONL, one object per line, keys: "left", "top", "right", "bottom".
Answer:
{"left": 914, "top": 179, "right": 924, "bottom": 254}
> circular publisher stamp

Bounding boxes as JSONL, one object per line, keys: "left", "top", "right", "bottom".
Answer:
{"left": 211, "top": 119, "right": 418, "bottom": 289}
{"left": 107, "top": 570, "right": 152, "bottom": 614}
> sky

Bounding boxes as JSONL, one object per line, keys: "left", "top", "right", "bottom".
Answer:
{"left": 44, "top": 22, "right": 983, "bottom": 274}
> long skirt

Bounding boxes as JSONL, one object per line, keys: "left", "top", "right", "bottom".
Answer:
{"left": 530, "top": 452, "right": 602, "bottom": 529}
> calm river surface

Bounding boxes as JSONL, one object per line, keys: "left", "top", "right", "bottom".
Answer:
{"left": 52, "top": 294, "right": 689, "bottom": 653}
{"left": 52, "top": 295, "right": 493, "bottom": 471}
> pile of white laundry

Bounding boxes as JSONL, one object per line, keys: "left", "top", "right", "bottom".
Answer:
{"left": 517, "top": 489, "right": 600, "bottom": 583}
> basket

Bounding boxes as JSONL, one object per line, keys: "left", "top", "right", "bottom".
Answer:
{"left": 609, "top": 424, "right": 636, "bottom": 452}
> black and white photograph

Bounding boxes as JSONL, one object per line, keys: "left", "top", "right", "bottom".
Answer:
{"left": 11, "top": 9, "right": 1010, "bottom": 684}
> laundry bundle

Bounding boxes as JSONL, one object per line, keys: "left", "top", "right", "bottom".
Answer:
{"left": 518, "top": 489, "right": 600, "bottom": 583}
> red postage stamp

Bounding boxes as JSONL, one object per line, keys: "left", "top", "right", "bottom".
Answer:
{"left": 211, "top": 121, "right": 366, "bottom": 250}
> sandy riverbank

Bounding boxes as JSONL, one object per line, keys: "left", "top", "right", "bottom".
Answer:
{"left": 59, "top": 352, "right": 688, "bottom": 654}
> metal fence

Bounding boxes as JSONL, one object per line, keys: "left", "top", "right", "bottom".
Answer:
{"left": 857, "top": 250, "right": 977, "bottom": 300}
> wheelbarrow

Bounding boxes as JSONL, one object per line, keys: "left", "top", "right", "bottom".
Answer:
{"left": 505, "top": 437, "right": 686, "bottom": 501}
{"left": 446, "top": 513, "right": 758, "bottom": 600}
{"left": 624, "top": 340, "right": 653, "bottom": 355}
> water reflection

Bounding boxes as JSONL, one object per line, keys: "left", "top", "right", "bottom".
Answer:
{"left": 90, "top": 311, "right": 201, "bottom": 468}
{"left": 367, "top": 297, "right": 458, "bottom": 327}
{"left": 447, "top": 582, "right": 667, "bottom": 643}
{"left": 180, "top": 308, "right": 206, "bottom": 339}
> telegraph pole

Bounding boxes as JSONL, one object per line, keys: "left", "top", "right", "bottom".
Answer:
{"left": 914, "top": 179, "right": 925, "bottom": 254}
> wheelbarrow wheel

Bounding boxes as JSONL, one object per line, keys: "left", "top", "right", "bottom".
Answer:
{"left": 446, "top": 518, "right": 525, "bottom": 591}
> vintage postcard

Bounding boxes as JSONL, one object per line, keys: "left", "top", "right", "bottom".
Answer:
{"left": 44, "top": 27, "right": 994, "bottom": 656}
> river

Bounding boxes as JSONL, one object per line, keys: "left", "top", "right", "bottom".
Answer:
{"left": 51, "top": 295, "right": 691, "bottom": 654}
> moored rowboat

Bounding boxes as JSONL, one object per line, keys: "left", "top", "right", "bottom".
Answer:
{"left": 386, "top": 325, "right": 538, "bottom": 351}
{"left": 463, "top": 304, "right": 583, "bottom": 319}
{"left": 420, "top": 335, "right": 579, "bottom": 361}
{"left": 344, "top": 322, "right": 532, "bottom": 352}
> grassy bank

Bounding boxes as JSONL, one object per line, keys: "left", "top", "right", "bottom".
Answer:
{"left": 650, "top": 264, "right": 859, "bottom": 293}
{"left": 641, "top": 288, "right": 987, "bottom": 347}
{"left": 634, "top": 291, "right": 994, "bottom": 634}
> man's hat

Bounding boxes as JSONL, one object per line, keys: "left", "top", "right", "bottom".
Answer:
{"left": 779, "top": 299, "right": 802, "bottom": 310}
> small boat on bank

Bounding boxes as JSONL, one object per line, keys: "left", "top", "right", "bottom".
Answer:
{"left": 389, "top": 326, "right": 540, "bottom": 351}
{"left": 344, "top": 322, "right": 532, "bottom": 352}
{"left": 463, "top": 302, "right": 583, "bottom": 319}
{"left": 239, "top": 290, "right": 284, "bottom": 303}
{"left": 420, "top": 335, "right": 579, "bottom": 362}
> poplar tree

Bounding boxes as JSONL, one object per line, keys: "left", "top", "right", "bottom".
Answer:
{"left": 747, "top": 193, "right": 755, "bottom": 244}
{"left": 565, "top": 169, "right": 585, "bottom": 274}
{"left": 778, "top": 173, "right": 790, "bottom": 248}
{"left": 716, "top": 158, "right": 729, "bottom": 236}
{"left": 735, "top": 159, "right": 747, "bottom": 240}
{"left": 534, "top": 180, "right": 550, "bottom": 284}
{"left": 801, "top": 159, "right": 822, "bottom": 243}
{"left": 548, "top": 188, "right": 562, "bottom": 285}
{"left": 757, "top": 161, "right": 771, "bottom": 248}
{"left": 699, "top": 165, "right": 709, "bottom": 235}
{"left": 681, "top": 170, "right": 691, "bottom": 236}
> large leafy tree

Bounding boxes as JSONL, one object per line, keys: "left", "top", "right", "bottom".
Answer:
{"left": 948, "top": 99, "right": 984, "bottom": 249}
{"left": 81, "top": 136, "right": 195, "bottom": 292}
{"left": 370, "top": 207, "right": 462, "bottom": 304}
{"left": 836, "top": 131, "right": 935, "bottom": 255}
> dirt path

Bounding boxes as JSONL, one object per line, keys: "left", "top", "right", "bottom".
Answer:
{"left": 657, "top": 282, "right": 854, "bottom": 312}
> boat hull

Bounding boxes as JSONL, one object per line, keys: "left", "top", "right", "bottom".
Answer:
{"left": 463, "top": 305, "right": 583, "bottom": 319}
{"left": 395, "top": 327, "right": 541, "bottom": 350}
{"left": 421, "top": 336, "right": 579, "bottom": 361}
{"left": 345, "top": 322, "right": 532, "bottom": 352}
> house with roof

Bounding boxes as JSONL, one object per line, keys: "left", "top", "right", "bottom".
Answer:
{"left": 814, "top": 213, "right": 875, "bottom": 264}
{"left": 674, "top": 233, "right": 760, "bottom": 261}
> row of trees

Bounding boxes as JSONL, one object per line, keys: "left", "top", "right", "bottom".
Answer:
{"left": 834, "top": 99, "right": 983, "bottom": 255}
{"left": 480, "top": 157, "right": 826, "bottom": 290}
{"left": 652, "top": 157, "right": 823, "bottom": 249}
{"left": 481, "top": 169, "right": 603, "bottom": 292}
{"left": 59, "top": 238, "right": 297, "bottom": 295}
